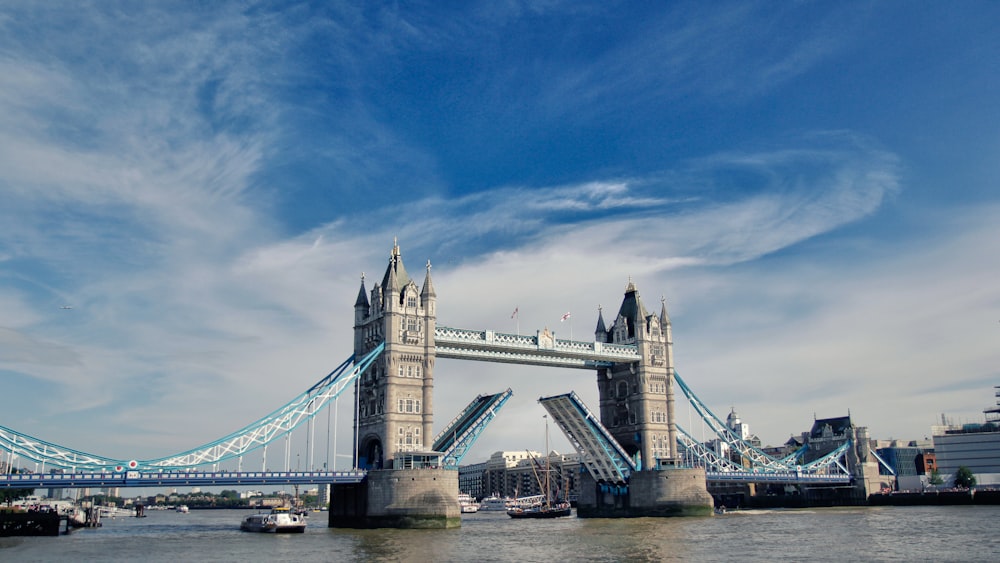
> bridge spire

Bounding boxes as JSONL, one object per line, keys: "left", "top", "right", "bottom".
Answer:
{"left": 421, "top": 260, "right": 436, "bottom": 301}
{"left": 355, "top": 274, "right": 370, "bottom": 309}
{"left": 595, "top": 305, "right": 607, "bottom": 342}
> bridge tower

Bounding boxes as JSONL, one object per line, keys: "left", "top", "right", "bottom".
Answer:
{"left": 595, "top": 280, "right": 678, "bottom": 469}
{"left": 583, "top": 280, "right": 713, "bottom": 517}
{"left": 352, "top": 241, "right": 437, "bottom": 469}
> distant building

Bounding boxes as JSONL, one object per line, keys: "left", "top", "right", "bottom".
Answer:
{"left": 874, "top": 439, "right": 934, "bottom": 490}
{"left": 460, "top": 450, "right": 582, "bottom": 501}
{"left": 795, "top": 414, "right": 887, "bottom": 499}
{"left": 932, "top": 386, "right": 1000, "bottom": 486}
{"left": 458, "top": 461, "right": 486, "bottom": 498}
{"left": 916, "top": 452, "right": 937, "bottom": 476}
{"left": 479, "top": 451, "right": 541, "bottom": 499}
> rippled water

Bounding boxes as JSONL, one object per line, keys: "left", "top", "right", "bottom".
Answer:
{"left": 3, "top": 506, "right": 998, "bottom": 562}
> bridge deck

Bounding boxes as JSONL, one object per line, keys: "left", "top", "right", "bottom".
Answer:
{"left": 539, "top": 391, "right": 635, "bottom": 484}
{"left": 433, "top": 388, "right": 513, "bottom": 467}
{"left": 0, "top": 470, "right": 367, "bottom": 488}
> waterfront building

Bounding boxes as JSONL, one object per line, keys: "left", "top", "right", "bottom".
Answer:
{"left": 462, "top": 450, "right": 581, "bottom": 501}
{"left": 457, "top": 461, "right": 486, "bottom": 498}
{"left": 932, "top": 386, "right": 1000, "bottom": 487}
{"left": 479, "top": 450, "right": 541, "bottom": 499}
{"left": 874, "top": 439, "right": 934, "bottom": 490}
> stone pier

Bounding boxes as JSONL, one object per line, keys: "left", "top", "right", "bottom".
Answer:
{"left": 577, "top": 467, "right": 714, "bottom": 518}
{"left": 329, "top": 468, "right": 460, "bottom": 529}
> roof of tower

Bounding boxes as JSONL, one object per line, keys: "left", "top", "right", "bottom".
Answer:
{"left": 726, "top": 407, "right": 740, "bottom": 425}
{"left": 660, "top": 297, "right": 671, "bottom": 326}
{"left": 380, "top": 240, "right": 412, "bottom": 293}
{"left": 355, "top": 274, "right": 369, "bottom": 308}
{"left": 595, "top": 306, "right": 607, "bottom": 334}
{"left": 809, "top": 415, "right": 853, "bottom": 439}
{"left": 615, "top": 278, "right": 649, "bottom": 338}
{"left": 421, "top": 260, "right": 436, "bottom": 298}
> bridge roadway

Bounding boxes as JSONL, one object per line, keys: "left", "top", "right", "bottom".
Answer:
{"left": 706, "top": 470, "right": 851, "bottom": 484}
{"left": 0, "top": 470, "right": 366, "bottom": 489}
{"left": 1, "top": 469, "right": 849, "bottom": 489}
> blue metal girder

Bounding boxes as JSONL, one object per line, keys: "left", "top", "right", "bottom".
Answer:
{"left": 433, "top": 388, "right": 513, "bottom": 467}
{"left": 539, "top": 391, "right": 635, "bottom": 485}
{"left": 674, "top": 371, "right": 792, "bottom": 471}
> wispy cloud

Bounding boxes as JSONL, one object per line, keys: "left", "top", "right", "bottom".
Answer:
{"left": 0, "top": 2, "right": 995, "bottom": 464}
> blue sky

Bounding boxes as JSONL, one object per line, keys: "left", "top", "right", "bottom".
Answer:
{"left": 1, "top": 2, "right": 998, "bottom": 469}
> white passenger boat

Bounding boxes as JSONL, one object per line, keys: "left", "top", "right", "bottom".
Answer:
{"left": 240, "top": 507, "right": 307, "bottom": 533}
{"left": 175, "top": 505, "right": 189, "bottom": 513}
{"left": 458, "top": 493, "right": 479, "bottom": 513}
{"left": 477, "top": 494, "right": 514, "bottom": 511}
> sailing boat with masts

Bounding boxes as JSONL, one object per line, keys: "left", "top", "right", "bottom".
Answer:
{"left": 507, "top": 415, "right": 572, "bottom": 519}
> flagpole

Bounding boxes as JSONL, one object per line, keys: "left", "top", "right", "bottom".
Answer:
{"left": 560, "top": 311, "right": 572, "bottom": 340}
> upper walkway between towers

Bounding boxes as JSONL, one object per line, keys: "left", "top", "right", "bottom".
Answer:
{"left": 434, "top": 326, "right": 640, "bottom": 369}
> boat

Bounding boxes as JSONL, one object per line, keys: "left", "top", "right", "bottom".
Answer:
{"left": 477, "top": 494, "right": 514, "bottom": 511}
{"left": 240, "top": 507, "right": 307, "bottom": 533}
{"left": 507, "top": 416, "right": 572, "bottom": 519}
{"left": 507, "top": 501, "right": 572, "bottom": 519}
{"left": 175, "top": 505, "right": 189, "bottom": 513}
{"left": 458, "top": 493, "right": 479, "bottom": 513}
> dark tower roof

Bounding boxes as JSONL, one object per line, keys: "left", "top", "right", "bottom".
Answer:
{"left": 810, "top": 415, "right": 853, "bottom": 439}
{"left": 355, "top": 275, "right": 369, "bottom": 308}
{"left": 615, "top": 279, "right": 649, "bottom": 339}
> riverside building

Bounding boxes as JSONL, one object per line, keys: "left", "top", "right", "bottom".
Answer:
{"left": 932, "top": 386, "right": 1000, "bottom": 487}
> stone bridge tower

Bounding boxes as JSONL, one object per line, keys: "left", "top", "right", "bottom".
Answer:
{"left": 595, "top": 280, "right": 679, "bottom": 470}
{"left": 353, "top": 242, "right": 436, "bottom": 469}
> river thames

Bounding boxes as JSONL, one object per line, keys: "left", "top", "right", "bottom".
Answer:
{"left": 2, "top": 506, "right": 998, "bottom": 562}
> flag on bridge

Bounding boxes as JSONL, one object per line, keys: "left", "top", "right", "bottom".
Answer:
{"left": 560, "top": 312, "right": 571, "bottom": 322}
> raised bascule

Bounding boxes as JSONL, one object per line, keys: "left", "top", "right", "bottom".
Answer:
{"left": 2, "top": 241, "right": 873, "bottom": 528}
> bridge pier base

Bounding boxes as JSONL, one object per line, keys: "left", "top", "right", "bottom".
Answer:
{"left": 577, "top": 467, "right": 714, "bottom": 518}
{"left": 328, "top": 468, "right": 460, "bottom": 529}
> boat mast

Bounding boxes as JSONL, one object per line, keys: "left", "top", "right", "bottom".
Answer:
{"left": 544, "top": 414, "right": 550, "bottom": 509}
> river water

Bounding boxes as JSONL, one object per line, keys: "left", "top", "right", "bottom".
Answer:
{"left": 3, "top": 506, "right": 998, "bottom": 562}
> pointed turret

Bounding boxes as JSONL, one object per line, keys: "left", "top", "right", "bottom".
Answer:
{"left": 421, "top": 260, "right": 436, "bottom": 299}
{"left": 355, "top": 274, "right": 370, "bottom": 309}
{"left": 595, "top": 306, "right": 608, "bottom": 342}
{"left": 659, "top": 296, "right": 670, "bottom": 327}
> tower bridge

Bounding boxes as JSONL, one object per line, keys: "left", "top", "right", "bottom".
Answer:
{"left": 2, "top": 241, "right": 878, "bottom": 528}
